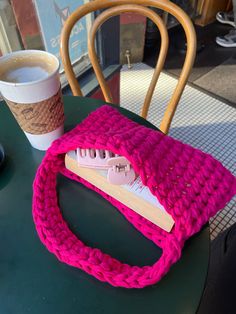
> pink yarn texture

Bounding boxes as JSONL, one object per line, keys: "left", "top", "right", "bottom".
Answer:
{"left": 33, "top": 105, "right": 236, "bottom": 288}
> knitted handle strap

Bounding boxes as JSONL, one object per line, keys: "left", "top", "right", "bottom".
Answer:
{"left": 33, "top": 105, "right": 236, "bottom": 288}
{"left": 33, "top": 153, "right": 181, "bottom": 288}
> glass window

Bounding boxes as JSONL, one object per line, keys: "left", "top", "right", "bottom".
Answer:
{"left": 0, "top": 0, "right": 23, "bottom": 55}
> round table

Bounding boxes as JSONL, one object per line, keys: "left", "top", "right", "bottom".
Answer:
{"left": 0, "top": 96, "right": 209, "bottom": 314}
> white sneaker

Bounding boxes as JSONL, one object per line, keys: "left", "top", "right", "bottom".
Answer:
{"left": 216, "top": 29, "right": 236, "bottom": 47}
{"left": 216, "top": 11, "right": 235, "bottom": 27}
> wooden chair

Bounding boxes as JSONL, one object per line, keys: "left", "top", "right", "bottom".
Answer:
{"left": 60, "top": 0, "right": 196, "bottom": 134}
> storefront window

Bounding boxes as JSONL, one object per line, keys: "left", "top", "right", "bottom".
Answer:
{"left": 0, "top": 0, "right": 23, "bottom": 55}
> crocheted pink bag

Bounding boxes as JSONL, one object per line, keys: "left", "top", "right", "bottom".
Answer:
{"left": 33, "top": 105, "right": 236, "bottom": 288}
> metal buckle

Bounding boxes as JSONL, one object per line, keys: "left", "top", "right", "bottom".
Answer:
{"left": 107, "top": 157, "right": 136, "bottom": 185}
{"left": 76, "top": 148, "right": 136, "bottom": 185}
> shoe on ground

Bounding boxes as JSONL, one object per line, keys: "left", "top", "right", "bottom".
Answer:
{"left": 216, "top": 11, "right": 235, "bottom": 27}
{"left": 216, "top": 29, "right": 236, "bottom": 47}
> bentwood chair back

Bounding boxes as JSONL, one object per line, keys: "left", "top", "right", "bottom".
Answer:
{"left": 60, "top": 0, "right": 196, "bottom": 134}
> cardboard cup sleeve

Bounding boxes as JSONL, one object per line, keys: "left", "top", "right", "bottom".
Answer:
{"left": 5, "top": 89, "right": 64, "bottom": 135}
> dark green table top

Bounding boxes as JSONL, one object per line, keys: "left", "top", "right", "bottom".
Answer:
{"left": 0, "top": 96, "right": 209, "bottom": 314}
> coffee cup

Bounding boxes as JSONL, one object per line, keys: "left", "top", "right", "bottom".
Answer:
{"left": 0, "top": 50, "right": 64, "bottom": 151}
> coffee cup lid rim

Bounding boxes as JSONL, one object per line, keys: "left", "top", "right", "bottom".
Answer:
{"left": 0, "top": 50, "right": 60, "bottom": 87}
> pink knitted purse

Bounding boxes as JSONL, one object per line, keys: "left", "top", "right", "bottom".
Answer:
{"left": 33, "top": 105, "right": 236, "bottom": 288}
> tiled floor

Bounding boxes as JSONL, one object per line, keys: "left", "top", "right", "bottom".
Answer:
{"left": 120, "top": 63, "right": 236, "bottom": 239}
{"left": 144, "top": 21, "right": 236, "bottom": 108}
